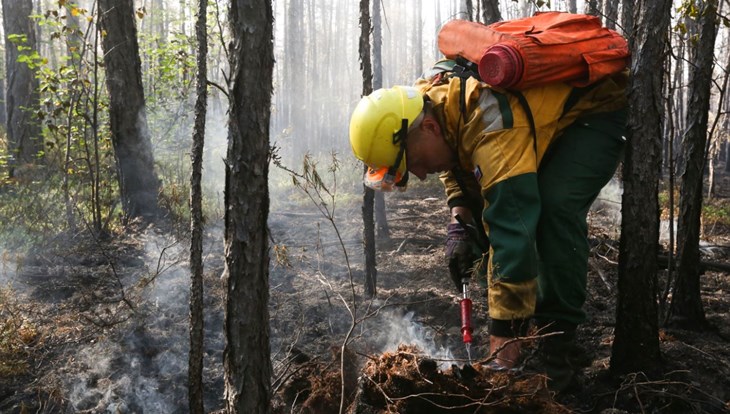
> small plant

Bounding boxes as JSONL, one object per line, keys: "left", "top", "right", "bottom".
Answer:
{"left": 702, "top": 200, "right": 730, "bottom": 234}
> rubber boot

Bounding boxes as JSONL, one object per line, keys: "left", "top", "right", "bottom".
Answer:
{"left": 539, "top": 335, "right": 577, "bottom": 392}
{"left": 535, "top": 322, "right": 583, "bottom": 393}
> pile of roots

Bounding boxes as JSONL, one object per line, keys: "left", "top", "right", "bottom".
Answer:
{"left": 274, "top": 344, "right": 569, "bottom": 414}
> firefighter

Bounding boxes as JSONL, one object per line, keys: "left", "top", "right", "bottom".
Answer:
{"left": 348, "top": 66, "right": 627, "bottom": 392}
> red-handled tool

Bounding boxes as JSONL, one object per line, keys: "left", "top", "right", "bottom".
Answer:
{"left": 460, "top": 279, "right": 473, "bottom": 363}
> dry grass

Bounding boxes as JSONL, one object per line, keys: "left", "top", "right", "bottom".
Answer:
{"left": 0, "top": 286, "right": 41, "bottom": 377}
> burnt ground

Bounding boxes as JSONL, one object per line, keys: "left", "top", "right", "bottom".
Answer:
{"left": 0, "top": 171, "right": 729, "bottom": 414}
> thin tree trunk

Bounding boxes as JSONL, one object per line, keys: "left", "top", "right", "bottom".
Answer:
{"left": 610, "top": 0, "right": 670, "bottom": 377}
{"left": 414, "top": 0, "right": 423, "bottom": 80}
{"left": 585, "top": 0, "right": 602, "bottom": 17}
{"left": 223, "top": 0, "right": 274, "bottom": 412}
{"left": 434, "top": 1, "right": 441, "bottom": 61}
{"left": 359, "top": 0, "right": 377, "bottom": 299}
{"left": 188, "top": 0, "right": 207, "bottom": 412}
{"left": 659, "top": 52, "right": 676, "bottom": 322}
{"left": 620, "top": 0, "right": 634, "bottom": 37}
{"left": 480, "top": 0, "right": 502, "bottom": 24}
{"left": 604, "top": 0, "right": 618, "bottom": 29}
{"left": 705, "top": 34, "right": 730, "bottom": 201}
{"left": 371, "top": 0, "right": 390, "bottom": 241}
{"left": 670, "top": 0, "right": 717, "bottom": 330}
{"left": 568, "top": 0, "right": 577, "bottom": 14}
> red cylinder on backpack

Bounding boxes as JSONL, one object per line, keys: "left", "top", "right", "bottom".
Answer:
{"left": 437, "top": 12, "right": 630, "bottom": 90}
{"left": 478, "top": 44, "right": 524, "bottom": 89}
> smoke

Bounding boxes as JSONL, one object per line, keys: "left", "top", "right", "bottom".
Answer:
{"left": 591, "top": 179, "right": 681, "bottom": 243}
{"left": 0, "top": 249, "right": 20, "bottom": 287}
{"left": 374, "top": 310, "right": 456, "bottom": 369}
{"left": 63, "top": 231, "right": 225, "bottom": 412}
{"left": 591, "top": 178, "right": 623, "bottom": 232}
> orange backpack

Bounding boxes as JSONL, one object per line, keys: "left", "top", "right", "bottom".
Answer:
{"left": 438, "top": 12, "right": 630, "bottom": 90}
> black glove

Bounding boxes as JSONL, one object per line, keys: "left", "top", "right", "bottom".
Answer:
{"left": 445, "top": 223, "right": 479, "bottom": 293}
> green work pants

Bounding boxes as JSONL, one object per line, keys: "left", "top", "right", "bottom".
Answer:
{"left": 534, "top": 108, "right": 627, "bottom": 326}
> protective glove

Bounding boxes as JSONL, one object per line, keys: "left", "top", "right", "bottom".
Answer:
{"left": 445, "top": 223, "right": 479, "bottom": 292}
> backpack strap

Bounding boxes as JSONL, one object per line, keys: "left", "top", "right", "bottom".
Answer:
{"left": 510, "top": 90, "right": 538, "bottom": 155}
{"left": 452, "top": 57, "right": 481, "bottom": 117}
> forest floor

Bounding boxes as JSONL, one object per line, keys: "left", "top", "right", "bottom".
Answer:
{"left": 0, "top": 170, "right": 729, "bottom": 414}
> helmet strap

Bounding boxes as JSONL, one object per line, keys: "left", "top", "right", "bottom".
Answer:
{"left": 387, "top": 118, "right": 409, "bottom": 180}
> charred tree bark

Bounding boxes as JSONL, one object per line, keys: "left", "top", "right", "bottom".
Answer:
{"left": 2, "top": 0, "right": 41, "bottom": 176}
{"left": 359, "top": 0, "right": 377, "bottom": 299}
{"left": 188, "top": 0, "right": 207, "bottom": 412}
{"left": 372, "top": 0, "right": 390, "bottom": 241}
{"left": 480, "top": 0, "right": 502, "bottom": 24}
{"left": 223, "top": 0, "right": 274, "bottom": 412}
{"left": 610, "top": 0, "right": 669, "bottom": 378}
{"left": 98, "top": 0, "right": 160, "bottom": 221}
{"left": 670, "top": 0, "right": 717, "bottom": 330}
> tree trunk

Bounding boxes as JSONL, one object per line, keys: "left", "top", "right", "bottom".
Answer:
{"left": 568, "top": 0, "right": 577, "bottom": 14}
{"left": 621, "top": 0, "right": 634, "bottom": 35}
{"left": 371, "top": 0, "right": 390, "bottom": 241}
{"left": 414, "top": 0, "right": 423, "bottom": 80}
{"left": 604, "top": 0, "right": 618, "bottom": 29}
{"left": 0, "top": 65, "right": 5, "bottom": 128}
{"left": 98, "top": 0, "right": 160, "bottom": 221}
{"left": 2, "top": 0, "right": 42, "bottom": 176}
{"left": 585, "top": 0, "right": 602, "bottom": 17}
{"left": 610, "top": 0, "right": 670, "bottom": 378}
{"left": 372, "top": 0, "right": 382, "bottom": 90}
{"left": 480, "top": 0, "right": 502, "bottom": 24}
{"left": 223, "top": 0, "right": 274, "bottom": 412}
{"left": 670, "top": 0, "right": 717, "bottom": 330}
{"left": 283, "top": 0, "right": 298, "bottom": 139}
{"left": 188, "top": 0, "right": 207, "bottom": 412}
{"left": 359, "top": 0, "right": 377, "bottom": 299}
{"left": 434, "top": 1, "right": 441, "bottom": 62}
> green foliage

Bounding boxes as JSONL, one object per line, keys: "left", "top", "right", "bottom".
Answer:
{"left": 702, "top": 200, "right": 730, "bottom": 228}
{"left": 138, "top": 27, "right": 196, "bottom": 158}
{"left": 28, "top": 3, "right": 120, "bottom": 235}
{"left": 7, "top": 33, "right": 48, "bottom": 70}
{"left": 1, "top": 0, "right": 228, "bottom": 246}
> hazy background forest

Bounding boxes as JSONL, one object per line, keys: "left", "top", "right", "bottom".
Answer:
{"left": 0, "top": 0, "right": 728, "bottom": 238}
{"left": 0, "top": 0, "right": 729, "bottom": 413}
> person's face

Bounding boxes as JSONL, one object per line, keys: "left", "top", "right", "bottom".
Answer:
{"left": 405, "top": 116, "right": 456, "bottom": 180}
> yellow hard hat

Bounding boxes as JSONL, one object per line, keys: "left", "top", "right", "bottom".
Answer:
{"left": 349, "top": 86, "right": 424, "bottom": 175}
